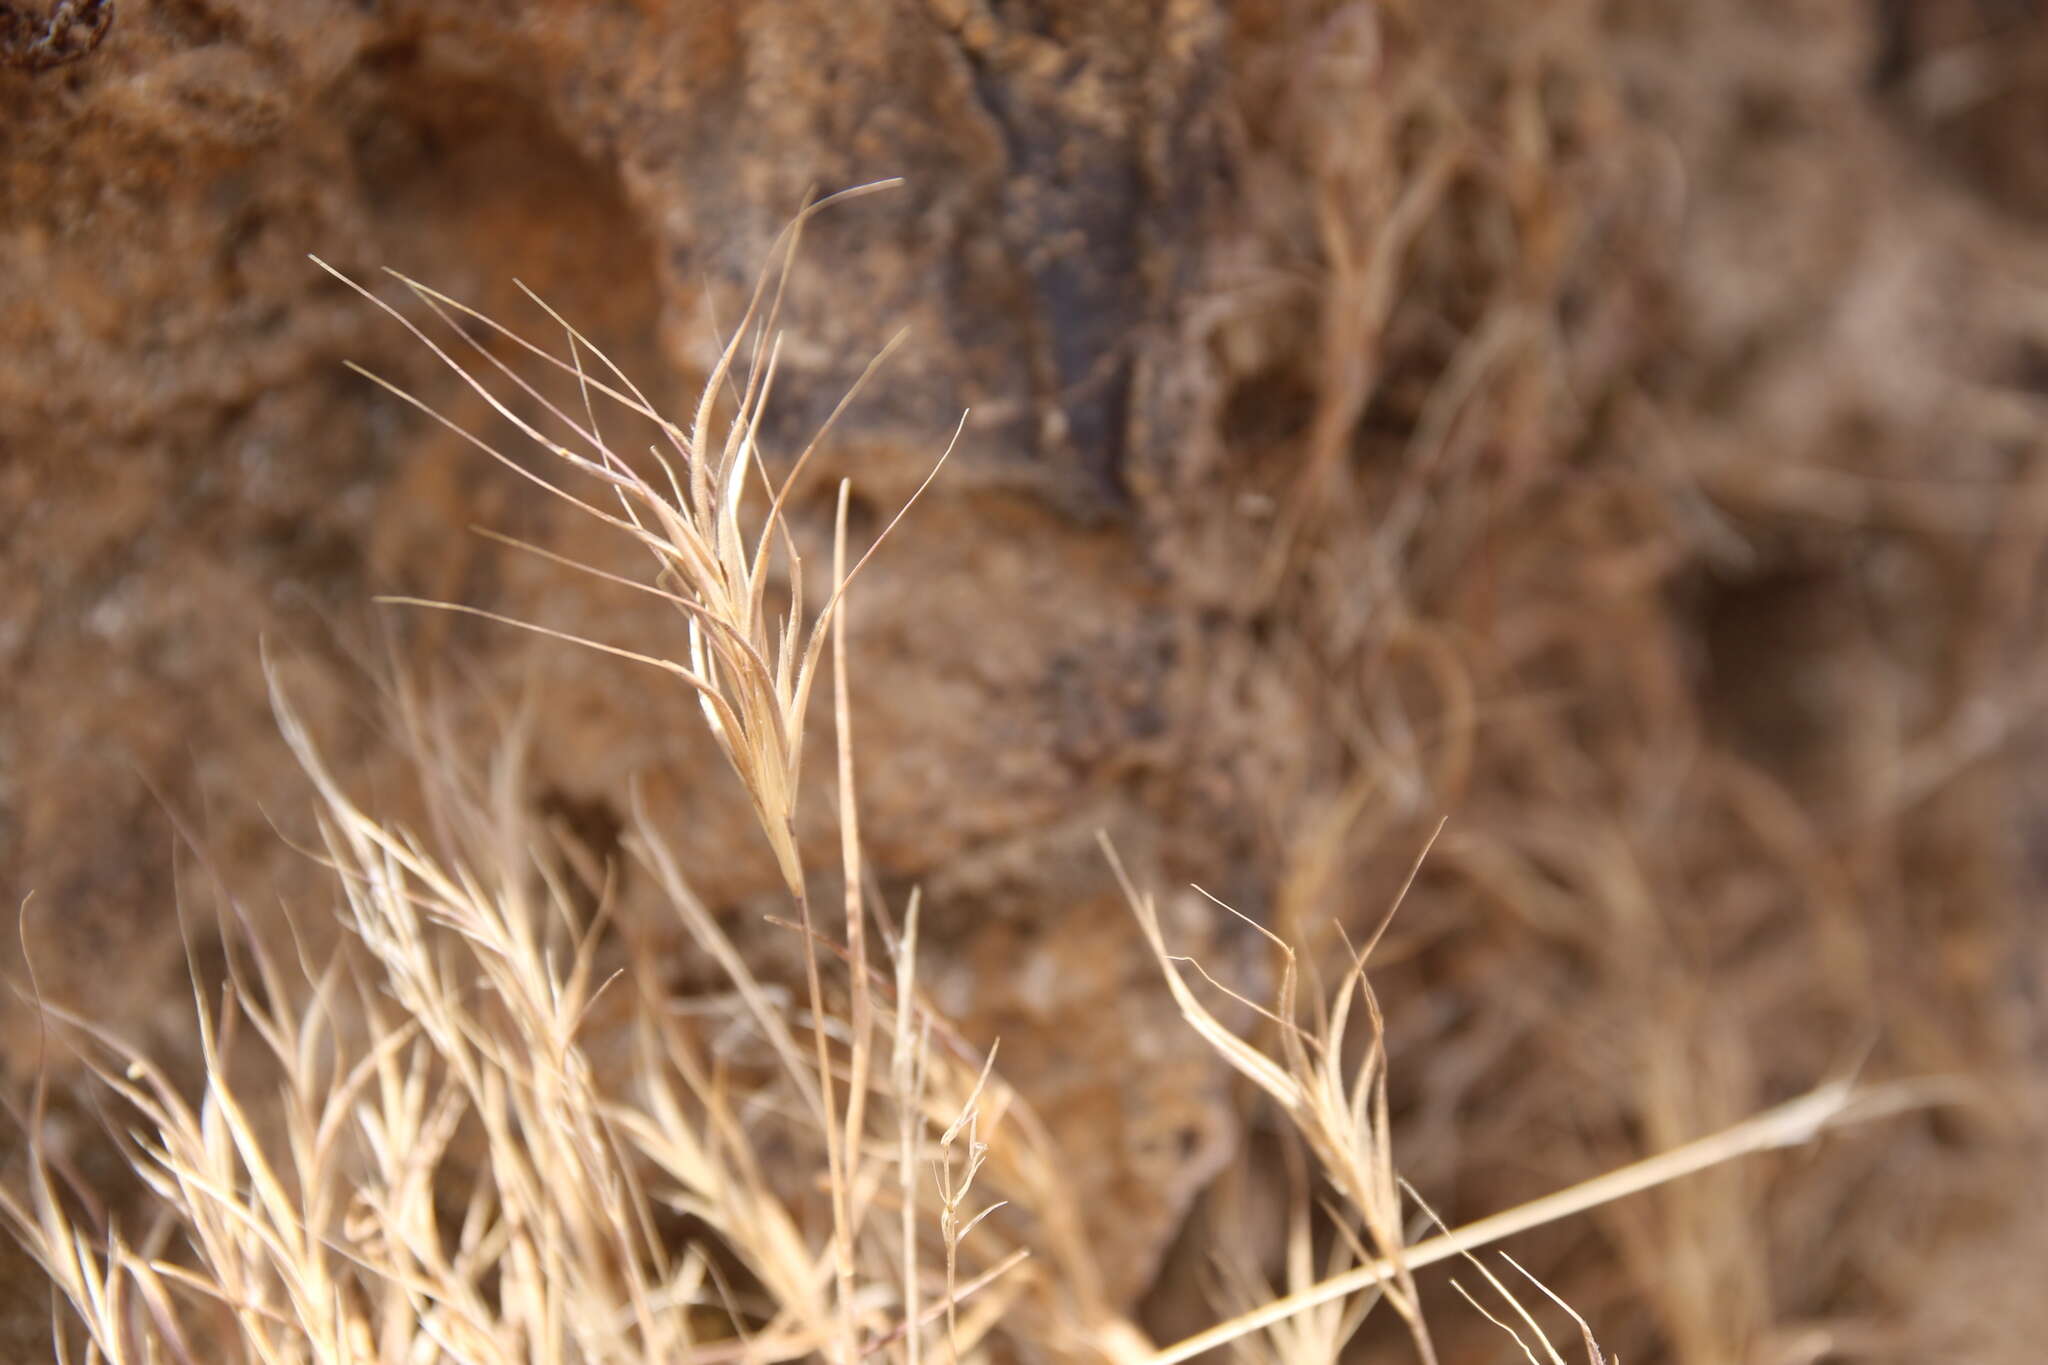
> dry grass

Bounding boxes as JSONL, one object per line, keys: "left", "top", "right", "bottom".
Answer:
{"left": 3, "top": 190, "right": 1036, "bottom": 1365}
{"left": 1, "top": 177, "right": 1937, "bottom": 1365}
{"left": 1139, "top": 3, "right": 2048, "bottom": 1357}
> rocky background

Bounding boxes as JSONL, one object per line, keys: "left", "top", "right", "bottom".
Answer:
{"left": 6, "top": 0, "right": 2048, "bottom": 1359}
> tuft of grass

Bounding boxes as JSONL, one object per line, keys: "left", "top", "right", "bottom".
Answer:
{"left": 4, "top": 197, "right": 1921, "bottom": 1365}
{"left": 4, "top": 187, "right": 1029, "bottom": 1365}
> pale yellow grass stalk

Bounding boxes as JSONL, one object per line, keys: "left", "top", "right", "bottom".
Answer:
{"left": 1109, "top": 823, "right": 1928, "bottom": 1365}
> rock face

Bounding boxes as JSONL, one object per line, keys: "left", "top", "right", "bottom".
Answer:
{"left": 7, "top": 0, "right": 2048, "bottom": 1357}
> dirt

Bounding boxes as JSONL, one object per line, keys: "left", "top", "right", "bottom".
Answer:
{"left": 5, "top": 0, "right": 2048, "bottom": 1359}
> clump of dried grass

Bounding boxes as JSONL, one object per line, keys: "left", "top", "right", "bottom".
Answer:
{"left": 4, "top": 188, "right": 1039, "bottom": 1365}
{"left": 4, "top": 194, "right": 1908, "bottom": 1365}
